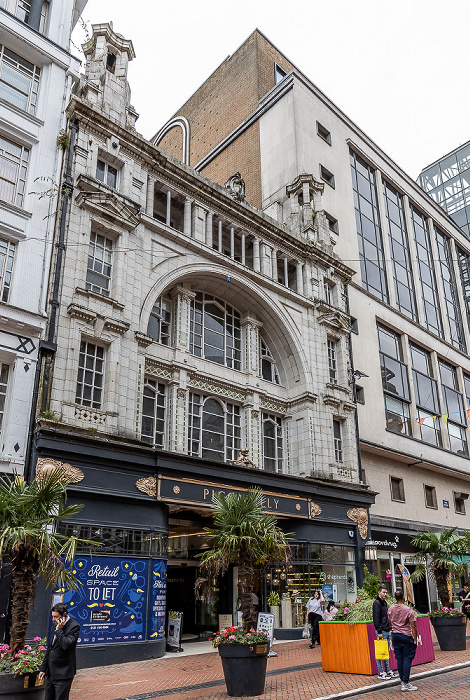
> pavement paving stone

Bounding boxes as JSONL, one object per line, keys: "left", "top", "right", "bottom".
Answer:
{"left": 70, "top": 638, "right": 470, "bottom": 700}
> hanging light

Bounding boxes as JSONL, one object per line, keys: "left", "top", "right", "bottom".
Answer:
{"left": 364, "top": 539, "right": 377, "bottom": 561}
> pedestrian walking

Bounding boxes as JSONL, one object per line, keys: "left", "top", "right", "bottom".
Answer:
{"left": 388, "top": 589, "right": 418, "bottom": 692}
{"left": 306, "top": 589, "right": 324, "bottom": 648}
{"left": 39, "top": 602, "right": 80, "bottom": 700}
{"left": 458, "top": 583, "right": 470, "bottom": 623}
{"left": 372, "top": 585, "right": 398, "bottom": 680}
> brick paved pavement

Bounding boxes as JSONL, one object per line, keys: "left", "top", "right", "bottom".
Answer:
{"left": 355, "top": 665, "right": 470, "bottom": 699}
{"left": 71, "top": 639, "right": 470, "bottom": 700}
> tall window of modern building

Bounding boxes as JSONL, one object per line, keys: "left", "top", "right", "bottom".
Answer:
{"left": 409, "top": 206, "right": 442, "bottom": 337}
{"left": 350, "top": 150, "right": 388, "bottom": 302}
{"left": 457, "top": 247, "right": 470, "bottom": 333}
{"left": 188, "top": 394, "right": 241, "bottom": 463}
{"left": 259, "top": 338, "right": 280, "bottom": 384}
{"left": 0, "top": 238, "right": 15, "bottom": 303}
{"left": 438, "top": 360, "right": 468, "bottom": 455}
{"left": 0, "top": 136, "right": 29, "bottom": 207}
{"left": 333, "top": 419, "right": 343, "bottom": 463}
{"left": 141, "top": 379, "right": 166, "bottom": 447}
{"left": 190, "top": 293, "right": 241, "bottom": 369}
{"left": 86, "top": 232, "right": 113, "bottom": 296}
{"left": 382, "top": 180, "right": 417, "bottom": 321}
{"left": 262, "top": 413, "right": 284, "bottom": 473}
{"left": 377, "top": 324, "right": 411, "bottom": 435}
{"left": 0, "top": 46, "right": 40, "bottom": 115}
{"left": 147, "top": 295, "right": 172, "bottom": 345}
{"left": 75, "top": 341, "right": 105, "bottom": 409}
{"left": 410, "top": 343, "right": 442, "bottom": 447}
{"left": 327, "top": 338, "right": 338, "bottom": 384}
{"left": 435, "top": 229, "right": 466, "bottom": 352}
{"left": 0, "top": 363, "right": 9, "bottom": 434}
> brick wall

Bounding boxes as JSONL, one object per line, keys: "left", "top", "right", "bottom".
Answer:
{"left": 156, "top": 31, "right": 294, "bottom": 207}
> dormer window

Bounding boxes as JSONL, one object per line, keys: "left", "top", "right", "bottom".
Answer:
{"left": 96, "top": 159, "right": 118, "bottom": 189}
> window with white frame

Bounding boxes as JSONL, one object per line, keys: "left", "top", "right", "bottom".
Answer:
{"left": 190, "top": 292, "right": 241, "bottom": 369}
{"left": 147, "top": 295, "right": 171, "bottom": 345}
{"left": 324, "top": 280, "right": 333, "bottom": 305}
{"left": 333, "top": 419, "right": 343, "bottom": 463}
{"left": 86, "top": 232, "right": 113, "bottom": 296}
{"left": 0, "top": 46, "right": 40, "bottom": 115}
{"left": 75, "top": 341, "right": 105, "bottom": 409}
{"left": 141, "top": 379, "right": 166, "bottom": 447}
{"left": 0, "top": 363, "right": 9, "bottom": 434}
{"left": 0, "top": 238, "right": 15, "bottom": 302}
{"left": 188, "top": 393, "right": 241, "bottom": 463}
{"left": 262, "top": 413, "right": 284, "bottom": 473}
{"left": 96, "top": 159, "right": 118, "bottom": 189}
{"left": 0, "top": 136, "right": 29, "bottom": 207}
{"left": 327, "top": 338, "right": 338, "bottom": 384}
{"left": 259, "top": 337, "right": 280, "bottom": 384}
{"left": 15, "top": 0, "right": 31, "bottom": 22}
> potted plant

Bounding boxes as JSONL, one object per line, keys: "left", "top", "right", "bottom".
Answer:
{"left": 0, "top": 469, "right": 94, "bottom": 697}
{"left": 267, "top": 591, "right": 280, "bottom": 628}
{"left": 198, "top": 489, "right": 290, "bottom": 697}
{"left": 410, "top": 529, "right": 467, "bottom": 651}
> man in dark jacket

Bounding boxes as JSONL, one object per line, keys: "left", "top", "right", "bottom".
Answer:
{"left": 372, "top": 586, "right": 397, "bottom": 679}
{"left": 38, "top": 602, "right": 80, "bottom": 700}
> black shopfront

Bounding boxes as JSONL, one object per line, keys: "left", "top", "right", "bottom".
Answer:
{"left": 30, "top": 427, "right": 375, "bottom": 668}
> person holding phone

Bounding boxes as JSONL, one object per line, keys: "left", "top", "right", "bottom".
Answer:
{"left": 38, "top": 602, "right": 80, "bottom": 700}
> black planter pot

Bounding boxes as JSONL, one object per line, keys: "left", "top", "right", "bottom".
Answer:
{"left": 218, "top": 643, "right": 269, "bottom": 697}
{"left": 0, "top": 671, "right": 45, "bottom": 699}
{"left": 431, "top": 615, "right": 467, "bottom": 651}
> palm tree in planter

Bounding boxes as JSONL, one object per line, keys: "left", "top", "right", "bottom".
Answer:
{"left": 411, "top": 528, "right": 468, "bottom": 651}
{"left": 198, "top": 489, "right": 290, "bottom": 697}
{"left": 0, "top": 469, "right": 94, "bottom": 696}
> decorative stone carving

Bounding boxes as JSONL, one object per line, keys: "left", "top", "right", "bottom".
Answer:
{"left": 316, "top": 307, "right": 352, "bottom": 333}
{"left": 135, "top": 331, "right": 154, "bottom": 348}
{"left": 67, "top": 304, "right": 97, "bottom": 325}
{"left": 103, "top": 318, "right": 130, "bottom": 335}
{"left": 74, "top": 406, "right": 106, "bottom": 426}
{"left": 309, "top": 501, "right": 322, "bottom": 519}
{"left": 347, "top": 507, "right": 369, "bottom": 540}
{"left": 136, "top": 476, "right": 156, "bottom": 497}
{"left": 75, "top": 174, "right": 141, "bottom": 231}
{"left": 36, "top": 458, "right": 84, "bottom": 484}
{"left": 177, "top": 388, "right": 186, "bottom": 399}
{"left": 232, "top": 449, "right": 257, "bottom": 469}
{"left": 224, "top": 172, "right": 245, "bottom": 201}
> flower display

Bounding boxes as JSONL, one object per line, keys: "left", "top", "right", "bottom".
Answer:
{"left": 0, "top": 638, "right": 46, "bottom": 675}
{"left": 209, "top": 625, "right": 269, "bottom": 648}
{"left": 428, "top": 606, "right": 463, "bottom": 618}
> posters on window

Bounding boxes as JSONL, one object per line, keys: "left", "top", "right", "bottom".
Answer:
{"left": 147, "top": 560, "right": 167, "bottom": 640}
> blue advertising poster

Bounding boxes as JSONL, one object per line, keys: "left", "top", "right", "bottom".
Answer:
{"left": 53, "top": 556, "right": 149, "bottom": 645}
{"left": 147, "top": 560, "right": 167, "bottom": 640}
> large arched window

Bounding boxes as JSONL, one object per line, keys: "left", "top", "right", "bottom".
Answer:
{"left": 190, "top": 292, "right": 241, "bottom": 369}
{"left": 188, "top": 393, "right": 241, "bottom": 462}
{"left": 141, "top": 379, "right": 166, "bottom": 447}
{"left": 147, "top": 295, "right": 171, "bottom": 345}
{"left": 259, "top": 338, "right": 280, "bottom": 384}
{"left": 262, "top": 412, "right": 284, "bottom": 473}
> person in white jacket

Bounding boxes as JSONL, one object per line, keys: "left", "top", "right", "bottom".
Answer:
{"left": 305, "top": 590, "right": 324, "bottom": 648}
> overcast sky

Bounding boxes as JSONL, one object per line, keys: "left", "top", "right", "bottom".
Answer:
{"left": 73, "top": 0, "right": 470, "bottom": 180}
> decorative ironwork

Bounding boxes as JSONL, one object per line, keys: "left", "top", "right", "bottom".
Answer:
{"left": 347, "top": 507, "right": 369, "bottom": 540}
{"left": 36, "top": 458, "right": 84, "bottom": 484}
{"left": 136, "top": 476, "right": 156, "bottom": 497}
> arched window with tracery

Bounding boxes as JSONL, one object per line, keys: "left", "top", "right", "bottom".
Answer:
{"left": 141, "top": 379, "right": 166, "bottom": 447}
{"left": 190, "top": 292, "right": 241, "bottom": 369}
{"left": 147, "top": 294, "right": 171, "bottom": 344}
{"left": 188, "top": 393, "right": 241, "bottom": 463}
{"left": 259, "top": 337, "right": 280, "bottom": 384}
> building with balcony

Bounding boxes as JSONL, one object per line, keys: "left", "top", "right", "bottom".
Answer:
{"left": 0, "top": 0, "right": 85, "bottom": 478}
{"left": 30, "top": 24, "right": 375, "bottom": 665}
{"left": 154, "top": 29, "right": 470, "bottom": 610}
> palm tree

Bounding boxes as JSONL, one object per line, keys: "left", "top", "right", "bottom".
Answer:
{"left": 198, "top": 489, "right": 291, "bottom": 630}
{"left": 0, "top": 469, "right": 93, "bottom": 654}
{"left": 410, "top": 529, "right": 467, "bottom": 608}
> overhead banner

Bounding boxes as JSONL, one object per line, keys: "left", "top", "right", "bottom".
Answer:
{"left": 53, "top": 555, "right": 150, "bottom": 645}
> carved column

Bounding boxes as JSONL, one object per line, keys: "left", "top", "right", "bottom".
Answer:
{"left": 205, "top": 211, "right": 213, "bottom": 247}
{"left": 271, "top": 248, "right": 278, "bottom": 281}
{"left": 146, "top": 174, "right": 155, "bottom": 216}
{"left": 174, "top": 386, "right": 188, "bottom": 453}
{"left": 184, "top": 197, "right": 192, "bottom": 236}
{"left": 166, "top": 191, "right": 171, "bottom": 226}
{"left": 253, "top": 238, "right": 260, "bottom": 272}
{"left": 242, "top": 316, "right": 263, "bottom": 374}
{"left": 284, "top": 257, "right": 289, "bottom": 287}
{"left": 241, "top": 232, "right": 246, "bottom": 265}
{"left": 173, "top": 287, "right": 196, "bottom": 350}
{"left": 296, "top": 262, "right": 304, "bottom": 295}
{"left": 218, "top": 220, "right": 223, "bottom": 253}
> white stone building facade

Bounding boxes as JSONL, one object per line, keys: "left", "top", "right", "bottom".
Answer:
{"left": 0, "top": 0, "right": 85, "bottom": 476}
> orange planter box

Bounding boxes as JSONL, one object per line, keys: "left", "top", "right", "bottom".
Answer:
{"left": 320, "top": 621, "right": 372, "bottom": 674}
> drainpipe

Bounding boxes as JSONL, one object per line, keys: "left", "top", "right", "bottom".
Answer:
{"left": 24, "top": 119, "right": 78, "bottom": 481}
